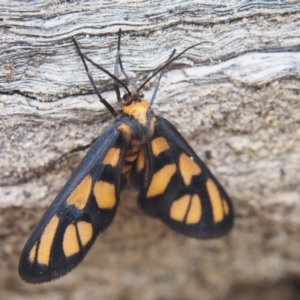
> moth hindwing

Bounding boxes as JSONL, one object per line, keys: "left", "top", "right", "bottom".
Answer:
{"left": 19, "top": 29, "right": 233, "bottom": 283}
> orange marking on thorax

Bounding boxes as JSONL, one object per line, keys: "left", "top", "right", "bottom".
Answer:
{"left": 150, "top": 117, "right": 156, "bottom": 137}
{"left": 122, "top": 101, "right": 150, "bottom": 125}
{"left": 118, "top": 123, "right": 133, "bottom": 141}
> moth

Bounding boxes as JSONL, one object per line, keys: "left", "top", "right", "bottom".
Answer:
{"left": 19, "top": 29, "right": 233, "bottom": 283}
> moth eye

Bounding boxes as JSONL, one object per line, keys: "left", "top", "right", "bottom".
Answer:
{"left": 123, "top": 93, "right": 130, "bottom": 100}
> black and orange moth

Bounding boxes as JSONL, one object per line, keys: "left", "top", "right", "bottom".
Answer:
{"left": 19, "top": 29, "right": 233, "bottom": 283}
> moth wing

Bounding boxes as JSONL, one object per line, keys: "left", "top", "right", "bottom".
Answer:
{"left": 19, "top": 125, "right": 125, "bottom": 283}
{"left": 137, "top": 116, "right": 233, "bottom": 239}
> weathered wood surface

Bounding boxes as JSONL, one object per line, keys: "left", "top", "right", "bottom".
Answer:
{"left": 1, "top": 1, "right": 300, "bottom": 300}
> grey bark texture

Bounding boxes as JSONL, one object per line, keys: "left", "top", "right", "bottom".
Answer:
{"left": 1, "top": 1, "right": 300, "bottom": 299}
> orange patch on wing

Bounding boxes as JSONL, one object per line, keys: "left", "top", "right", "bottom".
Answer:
{"left": 77, "top": 221, "right": 93, "bottom": 246}
{"left": 63, "top": 224, "right": 80, "bottom": 257}
{"left": 93, "top": 181, "right": 116, "bottom": 209}
{"left": 179, "top": 153, "right": 201, "bottom": 185}
{"left": 103, "top": 147, "right": 121, "bottom": 167}
{"left": 121, "top": 101, "right": 150, "bottom": 125}
{"left": 146, "top": 164, "right": 176, "bottom": 198}
{"left": 136, "top": 149, "right": 145, "bottom": 171}
{"left": 222, "top": 199, "right": 230, "bottom": 216}
{"left": 151, "top": 137, "right": 170, "bottom": 156}
{"left": 186, "top": 194, "right": 201, "bottom": 224}
{"left": 29, "top": 242, "right": 37, "bottom": 263}
{"left": 170, "top": 195, "right": 190, "bottom": 221}
{"left": 206, "top": 178, "right": 224, "bottom": 222}
{"left": 67, "top": 175, "right": 92, "bottom": 210}
{"left": 170, "top": 194, "right": 202, "bottom": 224}
{"left": 37, "top": 215, "right": 59, "bottom": 266}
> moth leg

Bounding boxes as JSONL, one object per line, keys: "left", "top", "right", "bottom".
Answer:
{"left": 69, "top": 139, "right": 97, "bottom": 154}
{"left": 51, "top": 138, "right": 97, "bottom": 168}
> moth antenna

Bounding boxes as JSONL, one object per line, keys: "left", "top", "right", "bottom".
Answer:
{"left": 137, "top": 40, "right": 214, "bottom": 92}
{"left": 73, "top": 38, "right": 117, "bottom": 116}
{"left": 116, "top": 30, "right": 139, "bottom": 93}
{"left": 113, "top": 29, "right": 122, "bottom": 102}
{"left": 150, "top": 49, "right": 176, "bottom": 106}
{"left": 73, "top": 38, "right": 131, "bottom": 95}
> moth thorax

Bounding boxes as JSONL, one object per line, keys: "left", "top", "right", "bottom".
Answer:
{"left": 121, "top": 100, "right": 150, "bottom": 126}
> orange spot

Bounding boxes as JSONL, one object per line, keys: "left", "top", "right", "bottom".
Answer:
{"left": 170, "top": 194, "right": 202, "bottom": 224}
{"left": 67, "top": 175, "right": 92, "bottom": 209}
{"left": 149, "top": 117, "right": 156, "bottom": 137}
{"left": 63, "top": 224, "right": 80, "bottom": 257}
{"left": 179, "top": 153, "right": 201, "bottom": 185}
{"left": 77, "top": 221, "right": 93, "bottom": 246}
{"left": 131, "top": 140, "right": 142, "bottom": 153}
{"left": 146, "top": 164, "right": 176, "bottom": 198}
{"left": 170, "top": 195, "right": 190, "bottom": 221}
{"left": 186, "top": 194, "right": 201, "bottom": 224}
{"left": 122, "top": 164, "right": 132, "bottom": 174}
{"left": 122, "top": 101, "right": 150, "bottom": 125}
{"left": 125, "top": 153, "right": 137, "bottom": 162}
{"left": 136, "top": 149, "right": 145, "bottom": 171}
{"left": 93, "top": 181, "right": 116, "bottom": 209}
{"left": 29, "top": 242, "right": 37, "bottom": 263}
{"left": 37, "top": 215, "right": 59, "bottom": 266}
{"left": 151, "top": 137, "right": 170, "bottom": 156}
{"left": 206, "top": 178, "right": 224, "bottom": 222}
{"left": 103, "top": 147, "right": 121, "bottom": 167}
{"left": 118, "top": 123, "right": 132, "bottom": 141}
{"left": 222, "top": 199, "right": 230, "bottom": 215}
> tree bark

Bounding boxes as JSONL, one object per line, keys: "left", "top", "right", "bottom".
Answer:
{"left": 1, "top": 1, "right": 300, "bottom": 300}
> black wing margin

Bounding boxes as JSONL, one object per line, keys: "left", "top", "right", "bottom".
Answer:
{"left": 19, "top": 125, "right": 125, "bottom": 283}
{"left": 137, "top": 116, "right": 233, "bottom": 239}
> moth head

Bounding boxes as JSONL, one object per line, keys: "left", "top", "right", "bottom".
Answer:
{"left": 122, "top": 91, "right": 144, "bottom": 106}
